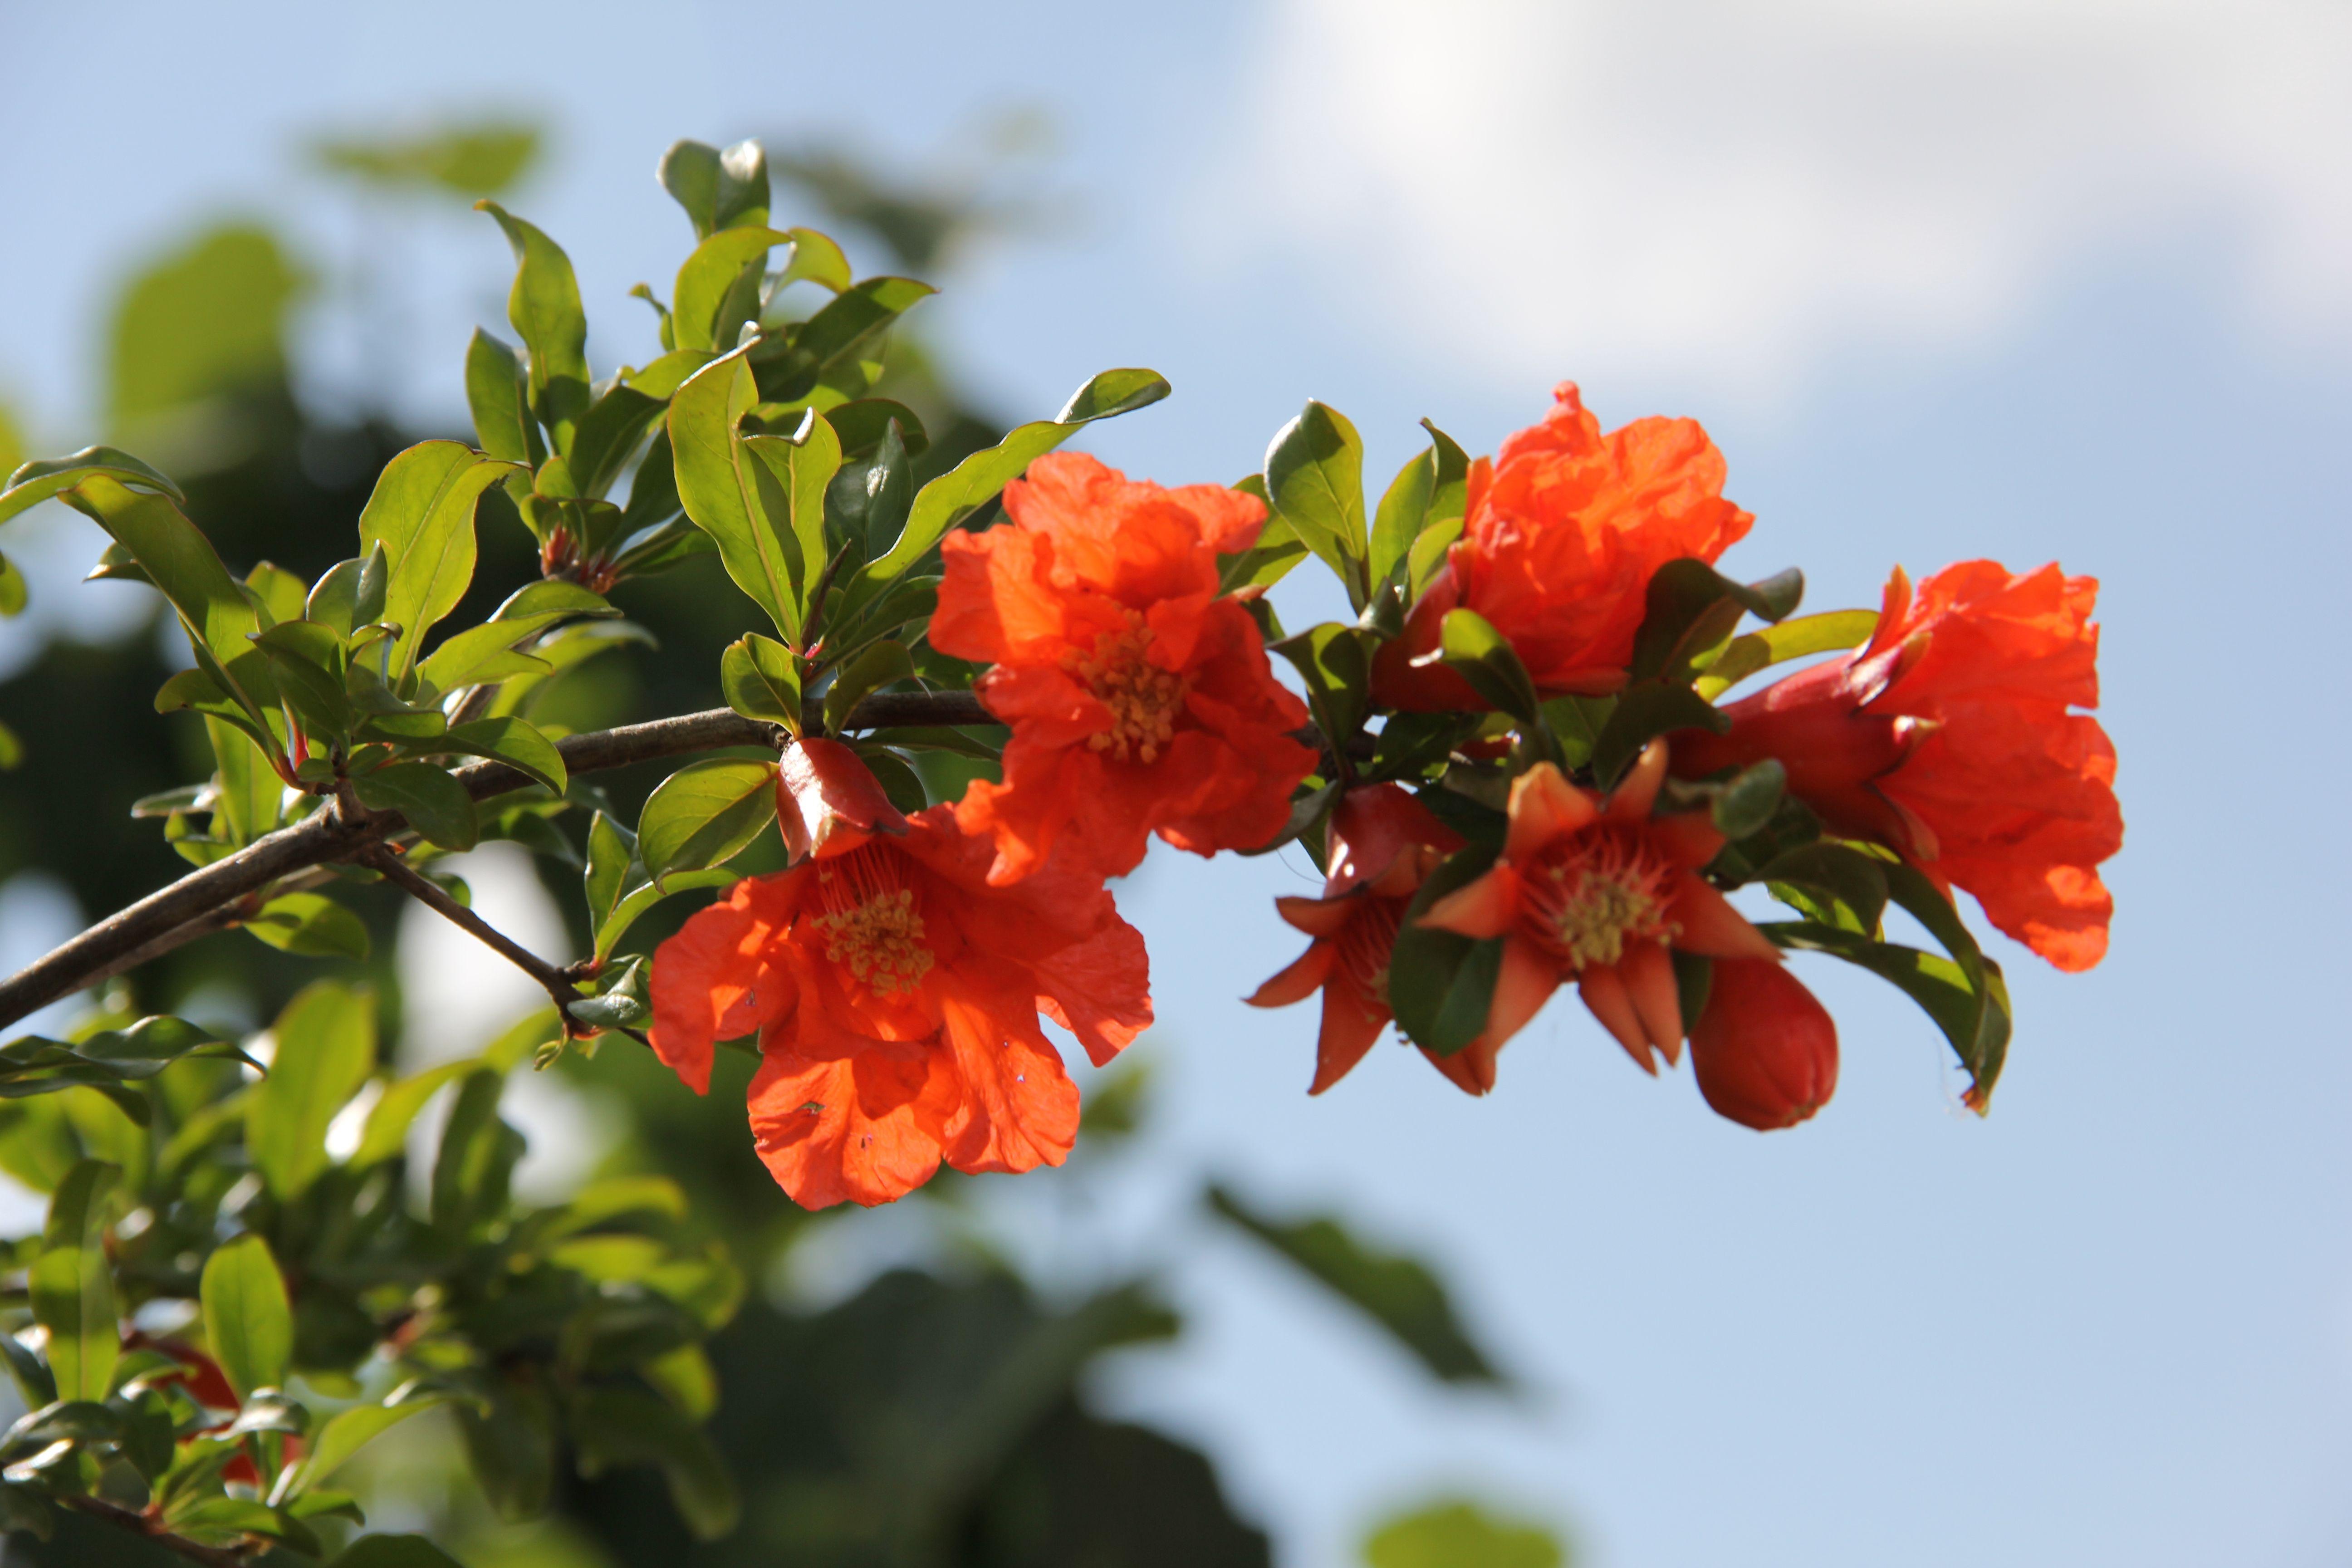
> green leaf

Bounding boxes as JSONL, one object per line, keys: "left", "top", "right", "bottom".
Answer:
{"left": 666, "top": 348, "right": 807, "bottom": 642}
{"left": 720, "top": 633, "right": 800, "bottom": 729}
{"left": 350, "top": 1060, "right": 474, "bottom": 1171}
{"left": 1364, "top": 1500, "right": 1564, "bottom": 1568}
{"left": 1754, "top": 840, "right": 1889, "bottom": 936}
{"left": 200, "top": 1235, "right": 292, "bottom": 1402}
{"left": 205, "top": 715, "right": 284, "bottom": 847}
{"left": 1387, "top": 843, "right": 1505, "bottom": 1056}
{"left": 0, "top": 444, "right": 186, "bottom": 527}
{"left": 822, "top": 639, "right": 913, "bottom": 733}
{"left": 768, "top": 225, "right": 853, "bottom": 294}
{"left": 637, "top": 760, "right": 778, "bottom": 888}
{"left": 282, "top": 1394, "right": 443, "bottom": 1500}
{"left": 1588, "top": 678, "right": 1730, "bottom": 789}
{"left": 673, "top": 227, "right": 791, "bottom": 353}
{"left": 32, "top": 1160, "right": 119, "bottom": 1403}
{"left": 1695, "top": 608, "right": 1879, "bottom": 700}
{"left": 1370, "top": 450, "right": 1435, "bottom": 590}
{"left": 0, "top": 719, "right": 19, "bottom": 771}
{"left": 750, "top": 276, "right": 936, "bottom": 404}
{"left": 1710, "top": 758, "right": 1786, "bottom": 840}
{"left": 243, "top": 892, "right": 371, "bottom": 959}
{"left": 823, "top": 397, "right": 929, "bottom": 458}
{"left": 1206, "top": 1185, "right": 1505, "bottom": 1385}
{"left": 314, "top": 119, "right": 541, "bottom": 198}
{"left": 658, "top": 138, "right": 770, "bottom": 240}
{"left": 1217, "top": 476, "right": 1311, "bottom": 594}
{"left": 1764, "top": 920, "right": 2010, "bottom": 1106}
{"left": 330, "top": 1534, "right": 467, "bottom": 1568}
{"left": 252, "top": 622, "right": 356, "bottom": 742}
{"left": 743, "top": 411, "right": 842, "bottom": 626}
{"left": 352, "top": 763, "right": 479, "bottom": 852}
{"left": 478, "top": 201, "right": 591, "bottom": 452}
{"left": 855, "top": 366, "right": 1171, "bottom": 590}
{"left": 432, "top": 1068, "right": 519, "bottom": 1235}
{"left": 171, "top": 1497, "right": 320, "bottom": 1555}
{"left": 565, "top": 956, "right": 649, "bottom": 1033}
{"left": 568, "top": 1386, "right": 740, "bottom": 1540}
{"left": 0, "top": 552, "right": 23, "bottom": 617}
{"left": 436, "top": 715, "right": 568, "bottom": 795}
{"left": 1271, "top": 622, "right": 1373, "bottom": 749}
{"left": 594, "top": 870, "right": 737, "bottom": 964}
{"left": 356, "top": 441, "right": 519, "bottom": 672}
{"left": 1434, "top": 608, "right": 1542, "bottom": 726}
{"left": 1630, "top": 558, "right": 1805, "bottom": 682}
{"left": 61, "top": 474, "right": 278, "bottom": 725}
{"left": 1265, "top": 401, "right": 1371, "bottom": 609}
{"left": 415, "top": 578, "right": 613, "bottom": 693}
{"left": 1882, "top": 859, "right": 2011, "bottom": 1105}
{"left": 464, "top": 328, "right": 542, "bottom": 464}
{"left": 247, "top": 982, "right": 377, "bottom": 1199}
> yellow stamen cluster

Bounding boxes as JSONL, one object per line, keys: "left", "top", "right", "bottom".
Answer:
{"left": 1065, "top": 613, "right": 1187, "bottom": 764}
{"left": 811, "top": 853, "right": 935, "bottom": 996}
{"left": 1528, "top": 830, "right": 1680, "bottom": 970}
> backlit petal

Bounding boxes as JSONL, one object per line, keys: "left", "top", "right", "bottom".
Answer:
{"left": 1505, "top": 763, "right": 1597, "bottom": 859}
{"left": 1579, "top": 962, "right": 1657, "bottom": 1074}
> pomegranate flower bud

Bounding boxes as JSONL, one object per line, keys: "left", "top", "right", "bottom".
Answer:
{"left": 1688, "top": 957, "right": 1839, "bottom": 1131}
{"left": 776, "top": 737, "right": 908, "bottom": 863}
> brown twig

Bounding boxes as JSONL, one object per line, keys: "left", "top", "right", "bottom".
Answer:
{"left": 366, "top": 848, "right": 583, "bottom": 1024}
{"left": 0, "top": 690, "right": 994, "bottom": 1031}
{"left": 63, "top": 1494, "right": 255, "bottom": 1568}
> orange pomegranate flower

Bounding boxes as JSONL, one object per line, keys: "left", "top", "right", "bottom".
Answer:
{"left": 1674, "top": 560, "right": 2121, "bottom": 971}
{"left": 1373, "top": 383, "right": 1754, "bottom": 711}
{"left": 647, "top": 804, "right": 1152, "bottom": 1209}
{"left": 1687, "top": 957, "right": 1839, "bottom": 1130}
{"left": 931, "top": 452, "right": 1318, "bottom": 884}
{"left": 1417, "top": 742, "right": 1779, "bottom": 1081}
{"left": 1245, "top": 783, "right": 1503, "bottom": 1097}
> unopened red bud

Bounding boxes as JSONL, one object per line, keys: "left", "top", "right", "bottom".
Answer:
{"left": 776, "top": 737, "right": 909, "bottom": 862}
{"left": 1688, "top": 957, "right": 1838, "bottom": 1131}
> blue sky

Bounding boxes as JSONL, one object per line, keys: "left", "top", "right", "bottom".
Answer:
{"left": 4, "top": 2, "right": 2351, "bottom": 1564}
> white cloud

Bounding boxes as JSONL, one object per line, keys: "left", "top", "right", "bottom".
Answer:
{"left": 1216, "top": 0, "right": 2352, "bottom": 395}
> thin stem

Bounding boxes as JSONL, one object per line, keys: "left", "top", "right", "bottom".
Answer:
{"left": 0, "top": 688, "right": 1004, "bottom": 1031}
{"left": 63, "top": 1494, "right": 255, "bottom": 1568}
{"left": 367, "top": 848, "right": 583, "bottom": 1024}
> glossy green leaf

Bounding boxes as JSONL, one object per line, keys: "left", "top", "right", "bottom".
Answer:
{"left": 673, "top": 227, "right": 791, "bottom": 353}
{"left": 1631, "top": 558, "right": 1806, "bottom": 682}
{"left": 32, "top": 1160, "right": 118, "bottom": 1403}
{"left": 478, "top": 201, "right": 591, "bottom": 451}
{"left": 172, "top": 1497, "right": 319, "bottom": 1555}
{"left": 1272, "top": 622, "right": 1373, "bottom": 748}
{"left": 858, "top": 366, "right": 1171, "bottom": 588}
{"left": 0, "top": 444, "right": 186, "bottom": 527}
{"left": 742, "top": 410, "right": 842, "bottom": 625}
{"left": 1758, "top": 840, "right": 1891, "bottom": 936}
{"left": 352, "top": 763, "right": 478, "bottom": 851}
{"left": 1434, "top": 607, "right": 1542, "bottom": 725}
{"left": 200, "top": 1234, "right": 292, "bottom": 1401}
{"left": 1764, "top": 919, "right": 2011, "bottom": 1105}
{"left": 436, "top": 715, "right": 568, "bottom": 795}
{"left": 1695, "top": 608, "right": 1881, "bottom": 700}
{"left": 1370, "top": 449, "right": 1436, "bottom": 590}
{"left": 768, "top": 225, "right": 852, "bottom": 295}
{"left": 751, "top": 276, "right": 936, "bottom": 404}
{"left": 205, "top": 715, "right": 283, "bottom": 847}
{"left": 822, "top": 638, "right": 913, "bottom": 733}
{"left": 658, "top": 138, "right": 770, "bottom": 240}
{"left": 314, "top": 119, "right": 541, "bottom": 197}
{"left": 1710, "top": 758, "right": 1786, "bottom": 840}
{"left": 595, "top": 870, "right": 737, "bottom": 964}
{"left": 244, "top": 892, "right": 371, "bottom": 959}
{"left": 248, "top": 982, "right": 376, "bottom": 1198}
{"left": 667, "top": 348, "right": 805, "bottom": 640}
{"left": 432, "top": 1068, "right": 519, "bottom": 1235}
{"left": 1265, "top": 400, "right": 1370, "bottom": 608}
{"left": 720, "top": 632, "right": 801, "bottom": 730}
{"left": 637, "top": 759, "right": 778, "bottom": 888}
{"left": 1387, "top": 843, "right": 1505, "bottom": 1056}
{"left": 1207, "top": 1185, "right": 1505, "bottom": 1384}
{"left": 462, "top": 327, "right": 542, "bottom": 465}
{"left": 1588, "top": 678, "right": 1730, "bottom": 789}
{"left": 1364, "top": 1500, "right": 1563, "bottom": 1568}
{"left": 356, "top": 441, "right": 518, "bottom": 671}
{"left": 282, "top": 1394, "right": 443, "bottom": 1500}
{"left": 823, "top": 397, "right": 928, "bottom": 458}
{"left": 1216, "top": 475, "right": 1311, "bottom": 593}
{"left": 1883, "top": 859, "right": 2011, "bottom": 1104}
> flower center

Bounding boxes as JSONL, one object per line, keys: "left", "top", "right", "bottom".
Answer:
{"left": 808, "top": 846, "right": 935, "bottom": 996}
{"left": 1064, "top": 612, "right": 1188, "bottom": 764}
{"left": 1522, "top": 828, "right": 1679, "bottom": 970}
{"left": 1338, "top": 898, "right": 1403, "bottom": 1009}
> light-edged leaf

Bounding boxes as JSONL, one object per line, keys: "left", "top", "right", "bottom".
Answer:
{"left": 720, "top": 632, "right": 800, "bottom": 729}
{"left": 200, "top": 1235, "right": 292, "bottom": 1402}
{"left": 355, "top": 441, "right": 519, "bottom": 671}
{"left": 673, "top": 227, "right": 792, "bottom": 352}
{"left": 1364, "top": 1499, "right": 1564, "bottom": 1568}
{"left": 435, "top": 715, "right": 568, "bottom": 795}
{"left": 0, "top": 445, "right": 185, "bottom": 527}
{"left": 1433, "top": 607, "right": 1541, "bottom": 726}
{"left": 1694, "top": 608, "right": 1880, "bottom": 700}
{"left": 350, "top": 1060, "right": 475, "bottom": 1170}
{"left": 594, "top": 869, "right": 737, "bottom": 963}
{"left": 666, "top": 348, "right": 804, "bottom": 641}
{"left": 478, "top": 201, "right": 591, "bottom": 451}
{"left": 32, "top": 1160, "right": 119, "bottom": 1403}
{"left": 279, "top": 1394, "right": 444, "bottom": 1501}
{"left": 821, "top": 639, "right": 913, "bottom": 733}
{"left": 1265, "top": 400, "right": 1370, "bottom": 608}
{"left": 465, "top": 327, "right": 542, "bottom": 466}
{"left": 658, "top": 138, "right": 770, "bottom": 240}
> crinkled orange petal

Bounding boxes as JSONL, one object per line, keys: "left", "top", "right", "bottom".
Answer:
{"left": 1031, "top": 911, "right": 1154, "bottom": 1067}
{"left": 933, "top": 523, "right": 1071, "bottom": 666}
{"left": 937, "top": 990, "right": 1080, "bottom": 1176}
{"left": 648, "top": 875, "right": 801, "bottom": 1094}
{"left": 745, "top": 1041, "right": 958, "bottom": 1209}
